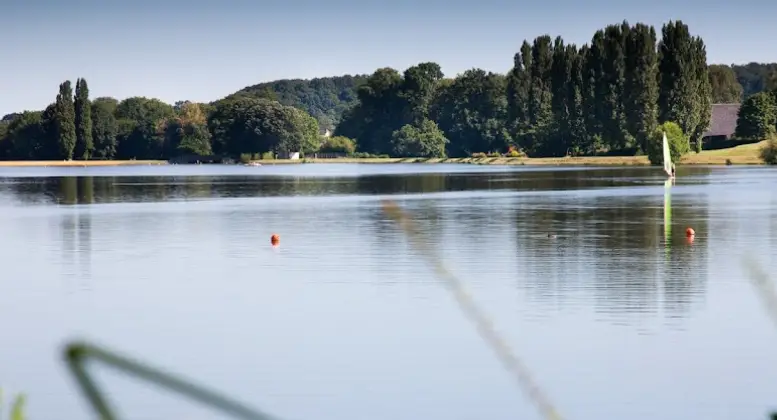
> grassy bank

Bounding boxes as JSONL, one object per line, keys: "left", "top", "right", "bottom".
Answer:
{"left": 257, "top": 140, "right": 768, "bottom": 166}
{"left": 0, "top": 160, "right": 168, "bottom": 167}
{"left": 0, "top": 140, "right": 766, "bottom": 167}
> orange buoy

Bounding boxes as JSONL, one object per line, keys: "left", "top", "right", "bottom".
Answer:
{"left": 270, "top": 234, "right": 280, "bottom": 246}
{"left": 685, "top": 227, "right": 695, "bottom": 237}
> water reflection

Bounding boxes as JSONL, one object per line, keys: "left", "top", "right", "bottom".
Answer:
{"left": 0, "top": 166, "right": 718, "bottom": 206}
{"left": 60, "top": 210, "right": 76, "bottom": 283}
{"left": 511, "top": 189, "right": 709, "bottom": 327}
{"left": 58, "top": 208, "right": 93, "bottom": 289}
{"left": 2, "top": 165, "right": 776, "bottom": 420}
{"left": 77, "top": 207, "right": 92, "bottom": 286}
{"left": 1, "top": 169, "right": 714, "bottom": 328}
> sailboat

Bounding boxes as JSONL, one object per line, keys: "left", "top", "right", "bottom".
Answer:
{"left": 663, "top": 131, "right": 673, "bottom": 250}
{"left": 662, "top": 132, "right": 674, "bottom": 178}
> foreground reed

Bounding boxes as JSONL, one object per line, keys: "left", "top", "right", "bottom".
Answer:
{"left": 0, "top": 388, "right": 27, "bottom": 420}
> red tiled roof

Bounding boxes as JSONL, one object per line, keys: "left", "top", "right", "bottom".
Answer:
{"left": 702, "top": 103, "right": 740, "bottom": 137}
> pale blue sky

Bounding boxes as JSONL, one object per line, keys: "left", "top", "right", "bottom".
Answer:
{"left": 1, "top": 0, "right": 774, "bottom": 115}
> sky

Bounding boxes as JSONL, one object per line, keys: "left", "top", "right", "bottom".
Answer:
{"left": 1, "top": 0, "right": 775, "bottom": 116}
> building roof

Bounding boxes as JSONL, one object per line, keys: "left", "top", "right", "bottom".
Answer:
{"left": 702, "top": 103, "right": 740, "bottom": 137}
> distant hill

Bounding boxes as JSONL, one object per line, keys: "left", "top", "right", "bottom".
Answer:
{"left": 231, "top": 75, "right": 369, "bottom": 131}
{"left": 730, "top": 62, "right": 777, "bottom": 98}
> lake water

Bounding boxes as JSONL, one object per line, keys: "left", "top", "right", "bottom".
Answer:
{"left": 1, "top": 163, "right": 776, "bottom": 420}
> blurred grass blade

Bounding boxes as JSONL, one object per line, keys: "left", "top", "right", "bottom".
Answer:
{"left": 741, "top": 257, "right": 777, "bottom": 420}
{"left": 64, "top": 341, "right": 279, "bottom": 420}
{"left": 382, "top": 200, "right": 563, "bottom": 420}
{"left": 9, "top": 395, "right": 25, "bottom": 420}
{"left": 742, "top": 256, "right": 777, "bottom": 329}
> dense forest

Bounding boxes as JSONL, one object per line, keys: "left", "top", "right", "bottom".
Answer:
{"left": 2, "top": 19, "right": 777, "bottom": 162}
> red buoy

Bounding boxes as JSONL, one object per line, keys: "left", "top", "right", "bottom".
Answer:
{"left": 270, "top": 234, "right": 280, "bottom": 246}
{"left": 685, "top": 227, "right": 695, "bottom": 237}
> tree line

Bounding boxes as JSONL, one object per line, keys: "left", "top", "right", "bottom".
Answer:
{"left": 1, "top": 18, "right": 775, "bottom": 162}
{"left": 336, "top": 20, "right": 713, "bottom": 158}
{"left": 222, "top": 63, "right": 777, "bottom": 128}
{"left": 0, "top": 84, "right": 327, "bottom": 161}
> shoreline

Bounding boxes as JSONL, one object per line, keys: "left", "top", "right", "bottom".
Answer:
{"left": 0, "top": 160, "right": 168, "bottom": 167}
{"left": 263, "top": 154, "right": 761, "bottom": 166}
{"left": 0, "top": 141, "right": 765, "bottom": 167}
{"left": 0, "top": 154, "right": 762, "bottom": 167}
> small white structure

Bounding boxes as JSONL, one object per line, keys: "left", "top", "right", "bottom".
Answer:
{"left": 289, "top": 152, "right": 300, "bottom": 160}
{"left": 323, "top": 129, "right": 332, "bottom": 138}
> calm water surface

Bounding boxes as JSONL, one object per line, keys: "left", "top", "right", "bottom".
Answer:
{"left": 1, "top": 163, "right": 776, "bottom": 420}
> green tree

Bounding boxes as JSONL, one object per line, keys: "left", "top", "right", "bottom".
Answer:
{"left": 647, "top": 121, "right": 689, "bottom": 165}
{"left": 431, "top": 69, "right": 511, "bottom": 157}
{"left": 55, "top": 81, "right": 77, "bottom": 159}
{"left": 116, "top": 119, "right": 165, "bottom": 159}
{"left": 208, "top": 96, "right": 318, "bottom": 157}
{"left": 599, "top": 22, "right": 631, "bottom": 151}
{"left": 624, "top": 23, "right": 659, "bottom": 152}
{"left": 115, "top": 97, "right": 175, "bottom": 122}
{"left": 583, "top": 33, "right": 607, "bottom": 151}
{"left": 74, "top": 78, "right": 93, "bottom": 159}
{"left": 208, "top": 96, "right": 256, "bottom": 155}
{"left": 286, "top": 107, "right": 321, "bottom": 154}
{"left": 39, "top": 103, "right": 60, "bottom": 159}
{"left": 114, "top": 97, "right": 175, "bottom": 159}
{"left": 708, "top": 65, "right": 743, "bottom": 103}
{"left": 506, "top": 41, "right": 533, "bottom": 149}
{"left": 526, "top": 35, "right": 554, "bottom": 155}
{"left": 567, "top": 46, "right": 589, "bottom": 155}
{"left": 162, "top": 101, "right": 212, "bottom": 157}
{"left": 163, "top": 118, "right": 212, "bottom": 156}
{"left": 735, "top": 92, "right": 776, "bottom": 140}
{"left": 400, "top": 62, "right": 444, "bottom": 123}
{"left": 690, "top": 37, "right": 712, "bottom": 152}
{"left": 90, "top": 98, "right": 119, "bottom": 159}
{"left": 390, "top": 119, "right": 448, "bottom": 158}
{"left": 320, "top": 136, "right": 356, "bottom": 154}
{"left": 336, "top": 67, "right": 405, "bottom": 155}
{"left": 0, "top": 122, "right": 9, "bottom": 158}
{"left": 549, "top": 37, "right": 573, "bottom": 156}
{"left": 759, "top": 137, "right": 777, "bottom": 164}
{"left": 4, "top": 111, "right": 45, "bottom": 159}
{"left": 657, "top": 21, "right": 710, "bottom": 150}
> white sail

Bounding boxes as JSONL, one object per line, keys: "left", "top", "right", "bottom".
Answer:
{"left": 662, "top": 132, "right": 672, "bottom": 177}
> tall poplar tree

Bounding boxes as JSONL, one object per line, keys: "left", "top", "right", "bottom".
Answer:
{"left": 624, "top": 23, "right": 659, "bottom": 152}
{"left": 506, "top": 41, "right": 532, "bottom": 149}
{"left": 658, "top": 21, "right": 710, "bottom": 151}
{"left": 600, "top": 22, "right": 630, "bottom": 150}
{"left": 567, "top": 45, "right": 588, "bottom": 154}
{"left": 550, "top": 36, "right": 572, "bottom": 156}
{"left": 527, "top": 35, "right": 554, "bottom": 155}
{"left": 690, "top": 37, "right": 712, "bottom": 152}
{"left": 55, "top": 81, "right": 77, "bottom": 160}
{"left": 74, "top": 78, "right": 94, "bottom": 159}
{"left": 584, "top": 32, "right": 607, "bottom": 148}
